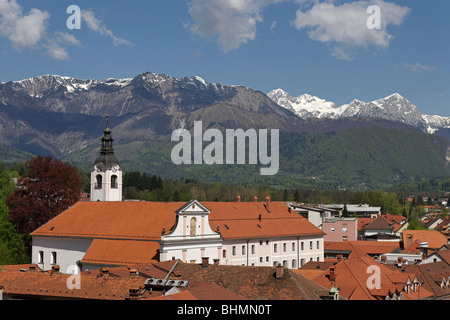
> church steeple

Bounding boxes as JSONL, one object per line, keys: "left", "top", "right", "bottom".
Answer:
{"left": 94, "top": 114, "right": 120, "bottom": 169}
{"left": 91, "top": 115, "right": 122, "bottom": 202}
{"left": 100, "top": 114, "right": 114, "bottom": 155}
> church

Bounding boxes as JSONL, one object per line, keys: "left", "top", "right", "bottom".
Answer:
{"left": 31, "top": 117, "right": 325, "bottom": 273}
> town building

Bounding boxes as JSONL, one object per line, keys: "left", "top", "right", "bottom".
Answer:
{"left": 321, "top": 218, "right": 357, "bottom": 242}
{"left": 30, "top": 117, "right": 325, "bottom": 273}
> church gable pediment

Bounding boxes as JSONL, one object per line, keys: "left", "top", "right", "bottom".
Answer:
{"left": 176, "top": 200, "right": 210, "bottom": 216}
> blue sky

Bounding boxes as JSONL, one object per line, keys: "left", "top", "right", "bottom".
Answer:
{"left": 0, "top": 0, "right": 449, "bottom": 116}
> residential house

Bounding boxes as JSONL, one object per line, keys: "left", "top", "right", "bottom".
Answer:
{"left": 345, "top": 204, "right": 381, "bottom": 218}
{"left": 308, "top": 256, "right": 434, "bottom": 300}
{"left": 287, "top": 204, "right": 338, "bottom": 228}
{"left": 385, "top": 261, "right": 450, "bottom": 300}
{"left": 402, "top": 230, "right": 449, "bottom": 255}
{"left": 363, "top": 216, "right": 399, "bottom": 242}
{"left": 321, "top": 218, "right": 357, "bottom": 242}
{"left": 323, "top": 241, "right": 399, "bottom": 261}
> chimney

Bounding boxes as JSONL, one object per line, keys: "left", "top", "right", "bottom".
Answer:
{"left": 265, "top": 196, "right": 271, "bottom": 213}
{"left": 129, "top": 268, "right": 139, "bottom": 278}
{"left": 127, "top": 287, "right": 143, "bottom": 300}
{"left": 29, "top": 264, "right": 38, "bottom": 272}
{"left": 419, "top": 242, "right": 428, "bottom": 256}
{"left": 329, "top": 266, "right": 336, "bottom": 282}
{"left": 406, "top": 234, "right": 414, "bottom": 248}
{"left": 201, "top": 257, "right": 209, "bottom": 269}
{"left": 275, "top": 266, "right": 284, "bottom": 280}
{"left": 381, "top": 256, "right": 387, "bottom": 264}
{"left": 100, "top": 267, "right": 110, "bottom": 277}
{"left": 51, "top": 264, "right": 60, "bottom": 273}
{"left": 253, "top": 196, "right": 258, "bottom": 202}
{"left": 236, "top": 195, "right": 241, "bottom": 202}
{"left": 213, "top": 259, "right": 220, "bottom": 266}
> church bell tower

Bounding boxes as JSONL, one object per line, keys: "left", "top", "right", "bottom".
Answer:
{"left": 91, "top": 115, "right": 122, "bottom": 201}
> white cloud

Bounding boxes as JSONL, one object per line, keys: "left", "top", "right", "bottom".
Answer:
{"left": 187, "top": 0, "right": 286, "bottom": 53}
{"left": 0, "top": 0, "right": 49, "bottom": 49}
{"left": 400, "top": 63, "right": 436, "bottom": 73}
{"left": 291, "top": 0, "right": 410, "bottom": 60}
{"left": 44, "top": 32, "right": 82, "bottom": 61}
{"left": 81, "top": 9, "right": 132, "bottom": 47}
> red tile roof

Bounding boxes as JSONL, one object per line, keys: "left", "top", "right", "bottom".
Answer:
{"left": 145, "top": 281, "right": 247, "bottom": 300}
{"left": 81, "top": 239, "right": 160, "bottom": 266}
{"left": 0, "top": 268, "right": 148, "bottom": 300}
{"left": 205, "top": 201, "right": 324, "bottom": 240}
{"left": 311, "top": 256, "right": 434, "bottom": 300}
{"left": 31, "top": 200, "right": 324, "bottom": 242}
{"left": 402, "top": 230, "right": 448, "bottom": 249}
{"left": 325, "top": 241, "right": 399, "bottom": 258}
{"left": 31, "top": 201, "right": 182, "bottom": 240}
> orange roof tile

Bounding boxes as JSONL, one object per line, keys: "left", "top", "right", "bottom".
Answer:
{"left": 402, "top": 230, "right": 448, "bottom": 249}
{"left": 31, "top": 201, "right": 182, "bottom": 240}
{"left": 357, "top": 218, "right": 375, "bottom": 231}
{"left": 325, "top": 241, "right": 399, "bottom": 258}
{"left": 0, "top": 269, "right": 148, "bottom": 300}
{"left": 81, "top": 239, "right": 160, "bottom": 266}
{"left": 31, "top": 201, "right": 323, "bottom": 242}
{"left": 311, "top": 256, "right": 434, "bottom": 300}
{"left": 205, "top": 201, "right": 324, "bottom": 240}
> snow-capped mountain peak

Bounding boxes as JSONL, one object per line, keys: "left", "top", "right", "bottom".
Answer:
{"left": 267, "top": 89, "right": 450, "bottom": 134}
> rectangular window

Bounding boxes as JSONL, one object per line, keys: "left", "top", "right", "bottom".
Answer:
{"left": 283, "top": 243, "right": 287, "bottom": 252}
{"left": 283, "top": 260, "right": 287, "bottom": 268}
{"left": 331, "top": 227, "right": 335, "bottom": 232}
{"left": 317, "top": 241, "right": 320, "bottom": 249}
{"left": 251, "top": 245, "right": 255, "bottom": 254}
{"left": 342, "top": 227, "right": 348, "bottom": 233}
{"left": 242, "top": 245, "right": 245, "bottom": 255}
{"left": 38, "top": 251, "right": 44, "bottom": 264}
{"left": 292, "top": 242, "right": 295, "bottom": 251}
{"left": 310, "top": 241, "right": 313, "bottom": 250}
{"left": 301, "top": 242, "right": 304, "bottom": 250}
{"left": 232, "top": 246, "right": 236, "bottom": 256}
{"left": 223, "top": 249, "right": 227, "bottom": 258}
{"left": 274, "top": 244, "right": 277, "bottom": 253}
{"left": 51, "top": 251, "right": 57, "bottom": 265}
{"left": 292, "top": 259, "right": 297, "bottom": 268}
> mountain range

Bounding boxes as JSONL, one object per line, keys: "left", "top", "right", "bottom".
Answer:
{"left": 0, "top": 72, "right": 448, "bottom": 188}
{"left": 267, "top": 89, "right": 450, "bottom": 136}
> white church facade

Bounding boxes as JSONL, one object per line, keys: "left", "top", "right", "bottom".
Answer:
{"left": 30, "top": 117, "right": 325, "bottom": 273}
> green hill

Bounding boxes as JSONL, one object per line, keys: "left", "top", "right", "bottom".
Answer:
{"left": 64, "top": 126, "right": 449, "bottom": 190}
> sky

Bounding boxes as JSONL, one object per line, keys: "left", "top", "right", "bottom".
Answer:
{"left": 0, "top": 0, "right": 449, "bottom": 116}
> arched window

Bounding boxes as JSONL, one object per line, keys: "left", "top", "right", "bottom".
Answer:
{"left": 96, "top": 175, "right": 102, "bottom": 189}
{"left": 111, "top": 175, "right": 118, "bottom": 189}
{"left": 190, "top": 217, "right": 197, "bottom": 237}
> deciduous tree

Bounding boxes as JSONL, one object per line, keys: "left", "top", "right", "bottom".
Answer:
{"left": 6, "top": 156, "right": 81, "bottom": 242}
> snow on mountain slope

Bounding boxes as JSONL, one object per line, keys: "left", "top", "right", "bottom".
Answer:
{"left": 268, "top": 89, "right": 449, "bottom": 134}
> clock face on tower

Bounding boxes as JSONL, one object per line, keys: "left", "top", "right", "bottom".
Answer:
{"left": 112, "top": 164, "right": 119, "bottom": 173}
